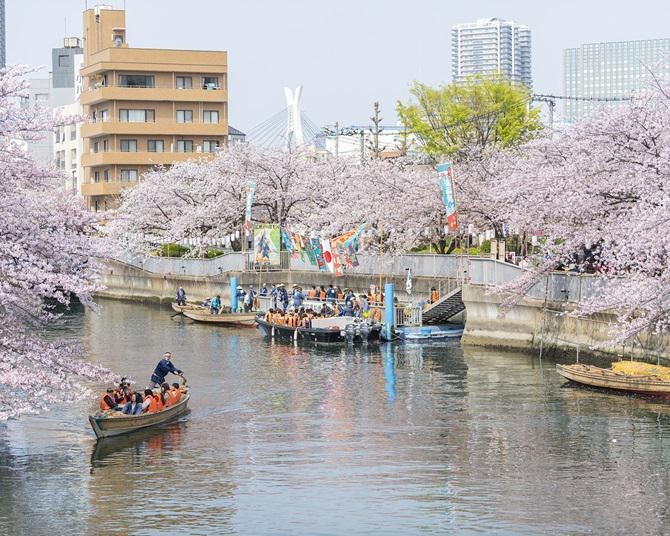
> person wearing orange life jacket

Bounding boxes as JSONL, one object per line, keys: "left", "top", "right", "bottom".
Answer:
{"left": 170, "top": 383, "right": 182, "bottom": 404}
{"left": 160, "top": 383, "right": 171, "bottom": 407}
{"left": 99, "top": 387, "right": 119, "bottom": 411}
{"left": 153, "top": 388, "right": 165, "bottom": 411}
{"left": 308, "top": 286, "right": 317, "bottom": 299}
{"left": 430, "top": 287, "right": 439, "bottom": 304}
{"left": 142, "top": 389, "right": 158, "bottom": 413}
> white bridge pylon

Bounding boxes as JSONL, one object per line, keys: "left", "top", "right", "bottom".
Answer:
{"left": 284, "top": 86, "right": 304, "bottom": 150}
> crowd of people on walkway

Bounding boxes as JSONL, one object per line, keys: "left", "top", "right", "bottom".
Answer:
{"left": 98, "top": 352, "right": 185, "bottom": 416}
{"left": 178, "top": 282, "right": 442, "bottom": 316}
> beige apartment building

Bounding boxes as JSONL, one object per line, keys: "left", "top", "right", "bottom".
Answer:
{"left": 80, "top": 5, "right": 228, "bottom": 211}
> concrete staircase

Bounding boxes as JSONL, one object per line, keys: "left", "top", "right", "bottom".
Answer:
{"left": 422, "top": 287, "right": 465, "bottom": 325}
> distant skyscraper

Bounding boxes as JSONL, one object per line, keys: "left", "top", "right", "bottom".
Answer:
{"left": 564, "top": 39, "right": 670, "bottom": 122}
{"left": 451, "top": 17, "right": 532, "bottom": 87}
{"left": 0, "top": 0, "right": 5, "bottom": 68}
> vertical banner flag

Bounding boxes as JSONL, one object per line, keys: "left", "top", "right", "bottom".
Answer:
{"left": 437, "top": 163, "right": 459, "bottom": 231}
{"left": 304, "top": 239, "right": 318, "bottom": 266}
{"left": 244, "top": 181, "right": 257, "bottom": 231}
{"left": 281, "top": 231, "right": 294, "bottom": 255}
{"left": 254, "top": 224, "right": 281, "bottom": 266}
{"left": 321, "top": 239, "right": 335, "bottom": 273}
{"left": 331, "top": 240, "right": 344, "bottom": 277}
{"left": 310, "top": 238, "right": 327, "bottom": 271}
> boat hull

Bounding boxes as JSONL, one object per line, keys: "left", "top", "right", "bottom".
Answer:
{"left": 171, "top": 302, "right": 201, "bottom": 314}
{"left": 397, "top": 325, "right": 464, "bottom": 343}
{"left": 88, "top": 393, "right": 190, "bottom": 439}
{"left": 256, "top": 317, "right": 380, "bottom": 344}
{"left": 556, "top": 364, "right": 670, "bottom": 396}
{"left": 181, "top": 309, "right": 256, "bottom": 327}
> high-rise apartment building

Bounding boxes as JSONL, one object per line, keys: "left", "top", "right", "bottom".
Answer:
{"left": 564, "top": 39, "right": 670, "bottom": 122}
{"left": 80, "top": 5, "right": 228, "bottom": 211}
{"left": 451, "top": 17, "right": 532, "bottom": 87}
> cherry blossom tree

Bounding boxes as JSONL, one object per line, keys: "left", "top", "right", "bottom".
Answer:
{"left": 486, "top": 87, "right": 670, "bottom": 343}
{"left": 0, "top": 66, "right": 114, "bottom": 420}
{"left": 112, "top": 144, "right": 448, "bottom": 254}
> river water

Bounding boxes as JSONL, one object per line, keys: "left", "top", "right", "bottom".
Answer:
{"left": 2, "top": 299, "right": 670, "bottom": 535}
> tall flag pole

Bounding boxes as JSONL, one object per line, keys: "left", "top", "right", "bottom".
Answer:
{"left": 437, "top": 163, "right": 459, "bottom": 232}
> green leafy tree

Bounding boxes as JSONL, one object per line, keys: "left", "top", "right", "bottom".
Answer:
{"left": 397, "top": 76, "right": 541, "bottom": 161}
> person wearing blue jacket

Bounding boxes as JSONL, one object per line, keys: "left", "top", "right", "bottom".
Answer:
{"left": 150, "top": 352, "right": 183, "bottom": 387}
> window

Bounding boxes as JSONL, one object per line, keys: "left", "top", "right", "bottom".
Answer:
{"left": 93, "top": 171, "right": 100, "bottom": 183}
{"left": 119, "top": 109, "right": 155, "bottom": 122}
{"left": 120, "top": 139, "right": 138, "bottom": 152}
{"left": 58, "top": 54, "right": 69, "bottom": 67}
{"left": 70, "top": 126, "right": 76, "bottom": 141}
{"left": 93, "top": 141, "right": 99, "bottom": 153}
{"left": 98, "top": 109, "right": 109, "bottom": 122}
{"left": 203, "top": 140, "right": 220, "bottom": 153}
{"left": 202, "top": 110, "right": 219, "bottom": 123}
{"left": 103, "top": 169, "right": 109, "bottom": 182}
{"left": 148, "top": 140, "right": 164, "bottom": 152}
{"left": 70, "top": 149, "right": 77, "bottom": 167}
{"left": 202, "top": 76, "right": 219, "bottom": 89}
{"left": 120, "top": 169, "right": 138, "bottom": 181}
{"left": 176, "top": 140, "right": 194, "bottom": 152}
{"left": 118, "top": 74, "right": 155, "bottom": 88}
{"left": 35, "top": 93, "right": 48, "bottom": 103}
{"left": 103, "top": 139, "right": 109, "bottom": 152}
{"left": 176, "top": 110, "right": 193, "bottom": 123}
{"left": 176, "top": 76, "right": 192, "bottom": 89}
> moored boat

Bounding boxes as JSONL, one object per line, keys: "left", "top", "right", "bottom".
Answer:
{"left": 256, "top": 315, "right": 381, "bottom": 344}
{"left": 182, "top": 308, "right": 256, "bottom": 327}
{"left": 395, "top": 325, "right": 464, "bottom": 343}
{"left": 171, "top": 302, "right": 202, "bottom": 314}
{"left": 556, "top": 363, "right": 670, "bottom": 396}
{"left": 88, "top": 389, "right": 190, "bottom": 439}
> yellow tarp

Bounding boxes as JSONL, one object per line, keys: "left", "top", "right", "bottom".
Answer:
{"left": 612, "top": 361, "right": 670, "bottom": 380}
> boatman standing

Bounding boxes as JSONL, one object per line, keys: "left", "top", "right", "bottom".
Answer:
{"left": 150, "top": 352, "right": 183, "bottom": 388}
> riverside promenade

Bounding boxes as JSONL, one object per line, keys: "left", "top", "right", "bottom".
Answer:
{"left": 100, "top": 252, "right": 669, "bottom": 360}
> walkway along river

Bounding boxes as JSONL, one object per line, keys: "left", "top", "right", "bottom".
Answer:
{"left": 2, "top": 299, "right": 670, "bottom": 534}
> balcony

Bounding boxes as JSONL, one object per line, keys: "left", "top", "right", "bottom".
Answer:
{"left": 80, "top": 85, "right": 227, "bottom": 105}
{"left": 81, "top": 120, "right": 228, "bottom": 138}
{"left": 80, "top": 181, "right": 129, "bottom": 197}
{"left": 82, "top": 151, "right": 216, "bottom": 167}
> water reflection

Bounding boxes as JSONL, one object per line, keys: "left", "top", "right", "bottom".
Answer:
{"left": 1, "top": 300, "right": 670, "bottom": 534}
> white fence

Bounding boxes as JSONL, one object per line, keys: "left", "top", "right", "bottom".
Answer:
{"left": 121, "top": 251, "right": 472, "bottom": 279}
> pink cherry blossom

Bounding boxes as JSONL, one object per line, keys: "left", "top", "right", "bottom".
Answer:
{"left": 0, "top": 66, "right": 115, "bottom": 420}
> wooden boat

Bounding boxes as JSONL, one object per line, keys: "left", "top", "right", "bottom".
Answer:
{"left": 88, "top": 389, "right": 190, "bottom": 439}
{"left": 182, "top": 308, "right": 256, "bottom": 327}
{"left": 556, "top": 363, "right": 670, "bottom": 396}
{"left": 256, "top": 315, "right": 381, "bottom": 344}
{"left": 171, "top": 302, "right": 201, "bottom": 314}
{"left": 91, "top": 421, "right": 184, "bottom": 463}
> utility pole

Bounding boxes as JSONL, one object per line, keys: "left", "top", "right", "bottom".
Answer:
{"left": 370, "top": 101, "right": 383, "bottom": 159}
{"left": 360, "top": 130, "right": 365, "bottom": 165}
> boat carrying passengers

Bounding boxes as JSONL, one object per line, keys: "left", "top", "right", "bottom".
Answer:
{"left": 98, "top": 353, "right": 185, "bottom": 415}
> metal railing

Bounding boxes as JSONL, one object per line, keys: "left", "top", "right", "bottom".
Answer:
{"left": 395, "top": 305, "right": 423, "bottom": 326}
{"left": 120, "top": 251, "right": 479, "bottom": 280}
{"left": 467, "top": 258, "right": 608, "bottom": 303}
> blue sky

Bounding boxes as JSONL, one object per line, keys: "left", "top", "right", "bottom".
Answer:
{"left": 9, "top": 0, "right": 670, "bottom": 131}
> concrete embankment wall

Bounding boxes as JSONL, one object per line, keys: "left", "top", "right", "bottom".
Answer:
{"left": 462, "top": 284, "right": 670, "bottom": 361}
{"left": 98, "top": 260, "right": 457, "bottom": 305}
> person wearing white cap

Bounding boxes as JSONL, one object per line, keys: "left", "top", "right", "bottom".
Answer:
{"left": 235, "top": 286, "right": 246, "bottom": 313}
{"left": 244, "top": 285, "right": 256, "bottom": 312}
